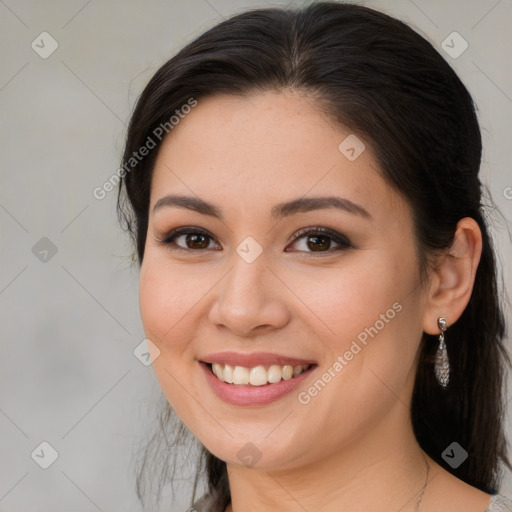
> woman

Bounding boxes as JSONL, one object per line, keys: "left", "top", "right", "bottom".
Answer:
{"left": 117, "top": 2, "right": 512, "bottom": 511}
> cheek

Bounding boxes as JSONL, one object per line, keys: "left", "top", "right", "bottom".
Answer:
{"left": 287, "top": 249, "right": 422, "bottom": 389}
{"left": 288, "top": 260, "right": 422, "bottom": 450}
{"left": 139, "top": 255, "right": 195, "bottom": 350}
{"left": 283, "top": 257, "right": 406, "bottom": 344}
{"left": 139, "top": 255, "right": 203, "bottom": 419}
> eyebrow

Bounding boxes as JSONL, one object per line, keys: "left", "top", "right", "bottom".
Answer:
{"left": 153, "top": 194, "right": 372, "bottom": 221}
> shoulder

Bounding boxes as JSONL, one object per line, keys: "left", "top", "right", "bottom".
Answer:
{"left": 485, "top": 493, "right": 512, "bottom": 512}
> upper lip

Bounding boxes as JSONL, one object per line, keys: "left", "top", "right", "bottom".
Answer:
{"left": 200, "top": 352, "right": 317, "bottom": 368}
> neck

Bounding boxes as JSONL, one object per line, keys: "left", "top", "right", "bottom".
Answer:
{"left": 225, "top": 401, "right": 433, "bottom": 512}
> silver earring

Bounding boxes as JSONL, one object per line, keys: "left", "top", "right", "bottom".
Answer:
{"left": 434, "top": 317, "right": 449, "bottom": 388}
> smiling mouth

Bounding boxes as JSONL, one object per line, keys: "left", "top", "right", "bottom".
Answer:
{"left": 206, "top": 362, "right": 315, "bottom": 386}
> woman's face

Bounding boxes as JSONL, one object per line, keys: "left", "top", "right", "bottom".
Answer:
{"left": 139, "top": 91, "right": 428, "bottom": 470}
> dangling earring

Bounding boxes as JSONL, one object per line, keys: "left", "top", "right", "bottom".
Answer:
{"left": 434, "top": 317, "right": 449, "bottom": 388}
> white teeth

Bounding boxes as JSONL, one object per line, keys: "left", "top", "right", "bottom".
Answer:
{"left": 233, "top": 366, "right": 249, "bottom": 385}
{"left": 212, "top": 363, "right": 223, "bottom": 379}
{"left": 267, "top": 365, "right": 282, "bottom": 383}
{"left": 249, "top": 366, "right": 267, "bottom": 386}
{"left": 210, "top": 363, "right": 311, "bottom": 386}
{"left": 223, "top": 364, "right": 234, "bottom": 384}
{"left": 282, "top": 365, "right": 293, "bottom": 380}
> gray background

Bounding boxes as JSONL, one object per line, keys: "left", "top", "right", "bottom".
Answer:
{"left": 1, "top": 0, "right": 511, "bottom": 510}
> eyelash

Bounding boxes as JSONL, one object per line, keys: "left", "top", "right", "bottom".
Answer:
{"left": 157, "top": 226, "right": 352, "bottom": 256}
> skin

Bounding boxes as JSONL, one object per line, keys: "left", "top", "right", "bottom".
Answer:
{"left": 139, "top": 90, "right": 490, "bottom": 511}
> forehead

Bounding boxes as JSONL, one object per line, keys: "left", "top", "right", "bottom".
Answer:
{"left": 150, "top": 91, "right": 406, "bottom": 220}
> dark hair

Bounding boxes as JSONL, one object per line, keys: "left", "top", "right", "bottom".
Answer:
{"left": 117, "top": 2, "right": 511, "bottom": 510}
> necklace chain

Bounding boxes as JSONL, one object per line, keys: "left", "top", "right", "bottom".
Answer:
{"left": 414, "top": 452, "right": 430, "bottom": 511}
{"left": 226, "top": 452, "right": 431, "bottom": 512}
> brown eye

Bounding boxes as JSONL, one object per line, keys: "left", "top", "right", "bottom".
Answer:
{"left": 305, "top": 234, "right": 331, "bottom": 251}
{"left": 286, "top": 227, "right": 351, "bottom": 254}
{"left": 159, "top": 227, "right": 221, "bottom": 251}
{"left": 184, "top": 233, "right": 210, "bottom": 249}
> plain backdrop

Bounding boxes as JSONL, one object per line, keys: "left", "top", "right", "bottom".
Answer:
{"left": 1, "top": 0, "right": 511, "bottom": 511}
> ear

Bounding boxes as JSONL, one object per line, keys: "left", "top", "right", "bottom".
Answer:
{"left": 422, "top": 217, "right": 483, "bottom": 335}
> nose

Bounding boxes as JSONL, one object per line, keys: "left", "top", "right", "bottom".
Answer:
{"left": 207, "top": 252, "right": 291, "bottom": 337}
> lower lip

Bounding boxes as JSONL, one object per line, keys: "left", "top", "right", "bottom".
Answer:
{"left": 200, "top": 362, "right": 316, "bottom": 406}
